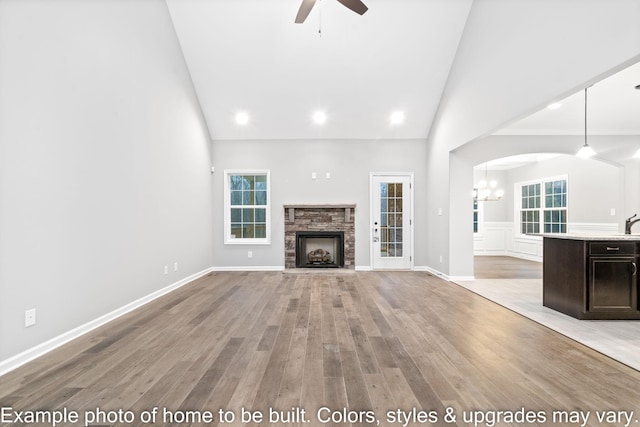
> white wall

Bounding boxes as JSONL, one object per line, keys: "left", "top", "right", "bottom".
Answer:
{"left": 427, "top": 0, "right": 640, "bottom": 277}
{"left": 473, "top": 154, "right": 624, "bottom": 260}
{"left": 0, "top": 0, "right": 213, "bottom": 364}
{"left": 506, "top": 155, "right": 622, "bottom": 224}
{"left": 623, "top": 160, "right": 640, "bottom": 224}
{"left": 211, "top": 139, "right": 428, "bottom": 269}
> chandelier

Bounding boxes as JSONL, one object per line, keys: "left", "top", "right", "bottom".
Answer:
{"left": 474, "top": 163, "right": 504, "bottom": 202}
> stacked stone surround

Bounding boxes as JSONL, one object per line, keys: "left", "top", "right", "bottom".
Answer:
{"left": 284, "top": 204, "right": 356, "bottom": 269}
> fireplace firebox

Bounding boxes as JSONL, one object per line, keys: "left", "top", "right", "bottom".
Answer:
{"left": 296, "top": 231, "right": 344, "bottom": 268}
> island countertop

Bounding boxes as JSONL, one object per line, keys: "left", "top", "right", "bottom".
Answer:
{"left": 539, "top": 233, "right": 640, "bottom": 241}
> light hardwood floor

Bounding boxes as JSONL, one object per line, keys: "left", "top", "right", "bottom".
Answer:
{"left": 1, "top": 270, "right": 640, "bottom": 427}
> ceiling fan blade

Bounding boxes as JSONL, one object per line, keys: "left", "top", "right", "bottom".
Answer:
{"left": 295, "top": 0, "right": 318, "bottom": 23}
{"left": 336, "top": 0, "right": 368, "bottom": 15}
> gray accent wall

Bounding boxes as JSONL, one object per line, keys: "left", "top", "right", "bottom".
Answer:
{"left": 211, "top": 139, "right": 428, "bottom": 269}
{"left": 0, "top": 1, "right": 213, "bottom": 361}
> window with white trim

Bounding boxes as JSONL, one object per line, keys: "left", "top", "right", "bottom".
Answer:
{"left": 518, "top": 177, "right": 567, "bottom": 235}
{"left": 224, "top": 170, "right": 270, "bottom": 244}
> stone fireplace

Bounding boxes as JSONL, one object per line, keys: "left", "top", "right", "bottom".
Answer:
{"left": 284, "top": 204, "right": 355, "bottom": 269}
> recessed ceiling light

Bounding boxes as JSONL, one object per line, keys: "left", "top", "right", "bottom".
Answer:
{"left": 390, "top": 111, "right": 405, "bottom": 125}
{"left": 312, "top": 111, "right": 327, "bottom": 125}
{"left": 546, "top": 102, "right": 562, "bottom": 110}
{"left": 235, "top": 111, "right": 250, "bottom": 125}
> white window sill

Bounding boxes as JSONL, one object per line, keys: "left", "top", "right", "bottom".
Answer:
{"left": 224, "top": 238, "right": 271, "bottom": 245}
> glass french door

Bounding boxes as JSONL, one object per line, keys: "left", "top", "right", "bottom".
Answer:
{"left": 371, "top": 174, "right": 412, "bottom": 270}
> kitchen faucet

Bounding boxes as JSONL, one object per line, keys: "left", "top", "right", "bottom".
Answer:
{"left": 625, "top": 214, "right": 640, "bottom": 234}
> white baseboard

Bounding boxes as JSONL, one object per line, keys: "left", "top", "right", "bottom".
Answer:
{"left": 210, "top": 266, "right": 285, "bottom": 272}
{"left": 0, "top": 267, "right": 214, "bottom": 377}
{"left": 355, "top": 266, "right": 372, "bottom": 271}
{"left": 415, "top": 266, "right": 475, "bottom": 282}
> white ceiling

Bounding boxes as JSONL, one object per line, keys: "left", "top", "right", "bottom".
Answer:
{"left": 166, "top": 0, "right": 472, "bottom": 140}
{"left": 165, "top": 0, "right": 639, "bottom": 143}
{"left": 498, "top": 61, "right": 640, "bottom": 136}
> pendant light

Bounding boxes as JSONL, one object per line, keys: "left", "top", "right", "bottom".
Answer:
{"left": 576, "top": 87, "right": 596, "bottom": 158}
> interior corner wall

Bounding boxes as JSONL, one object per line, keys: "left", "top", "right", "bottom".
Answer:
{"left": 0, "top": 0, "right": 213, "bottom": 362}
{"left": 210, "top": 139, "right": 428, "bottom": 269}
{"left": 426, "top": 0, "right": 640, "bottom": 278}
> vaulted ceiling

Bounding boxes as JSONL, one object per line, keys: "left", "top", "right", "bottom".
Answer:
{"left": 166, "top": 0, "right": 473, "bottom": 140}
{"left": 166, "top": 0, "right": 640, "bottom": 142}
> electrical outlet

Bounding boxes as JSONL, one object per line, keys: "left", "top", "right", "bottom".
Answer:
{"left": 326, "top": 172, "right": 331, "bottom": 179}
{"left": 438, "top": 208, "right": 443, "bottom": 216}
{"left": 164, "top": 265, "right": 169, "bottom": 275}
{"left": 311, "top": 172, "right": 317, "bottom": 180}
{"left": 439, "top": 255, "right": 443, "bottom": 263}
{"left": 610, "top": 208, "right": 616, "bottom": 216}
{"left": 174, "top": 262, "right": 178, "bottom": 272}
{"left": 248, "top": 251, "right": 253, "bottom": 259}
{"left": 25, "top": 309, "right": 36, "bottom": 327}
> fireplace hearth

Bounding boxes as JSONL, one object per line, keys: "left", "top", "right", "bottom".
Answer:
{"left": 296, "top": 231, "right": 344, "bottom": 268}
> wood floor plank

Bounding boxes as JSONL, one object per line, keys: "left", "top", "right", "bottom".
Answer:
{"left": 278, "top": 326, "right": 308, "bottom": 401}
{"left": 301, "top": 357, "right": 324, "bottom": 422}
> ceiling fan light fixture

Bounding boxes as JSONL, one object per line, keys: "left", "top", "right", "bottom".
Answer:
{"left": 295, "top": 0, "right": 368, "bottom": 23}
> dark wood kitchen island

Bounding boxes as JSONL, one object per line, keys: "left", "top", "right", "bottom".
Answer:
{"left": 543, "top": 234, "right": 640, "bottom": 319}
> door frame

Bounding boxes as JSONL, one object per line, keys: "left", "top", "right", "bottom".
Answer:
{"left": 369, "top": 172, "right": 415, "bottom": 270}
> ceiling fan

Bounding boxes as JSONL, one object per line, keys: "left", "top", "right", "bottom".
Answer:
{"left": 295, "top": 0, "right": 368, "bottom": 23}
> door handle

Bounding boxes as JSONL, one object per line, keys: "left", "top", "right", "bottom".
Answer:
{"left": 606, "top": 247, "right": 620, "bottom": 251}
{"left": 632, "top": 262, "right": 637, "bottom": 276}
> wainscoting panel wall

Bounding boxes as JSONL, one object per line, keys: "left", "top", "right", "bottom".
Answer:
{"left": 474, "top": 222, "right": 619, "bottom": 262}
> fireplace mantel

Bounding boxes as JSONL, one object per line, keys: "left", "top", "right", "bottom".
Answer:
{"left": 283, "top": 204, "right": 356, "bottom": 222}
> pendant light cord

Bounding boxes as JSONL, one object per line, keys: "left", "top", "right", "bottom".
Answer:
{"left": 584, "top": 87, "right": 587, "bottom": 147}
{"left": 318, "top": 0, "right": 322, "bottom": 37}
